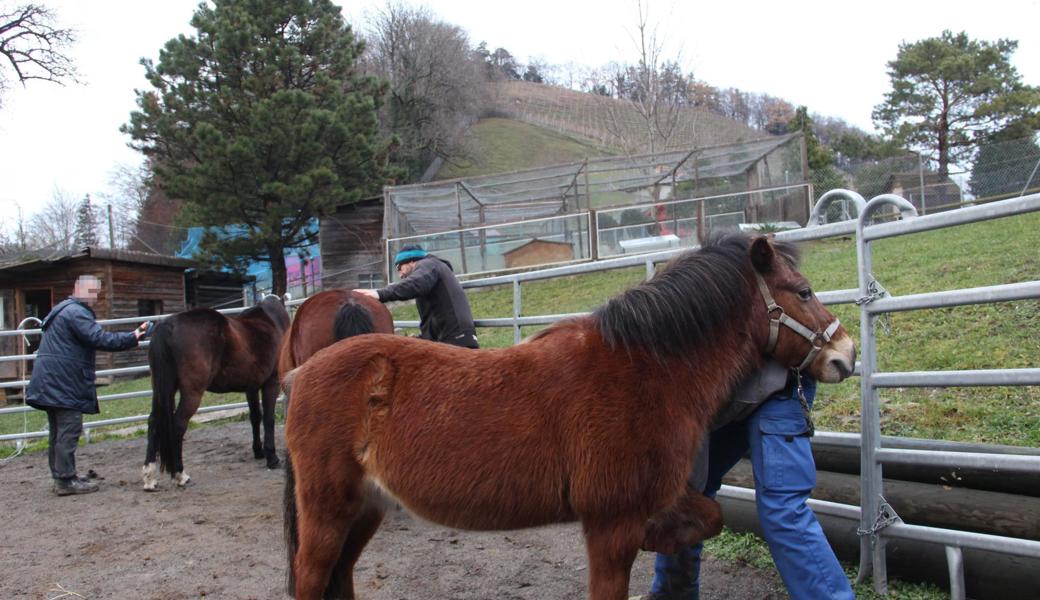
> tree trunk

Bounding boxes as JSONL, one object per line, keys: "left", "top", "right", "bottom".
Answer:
{"left": 269, "top": 247, "right": 287, "bottom": 297}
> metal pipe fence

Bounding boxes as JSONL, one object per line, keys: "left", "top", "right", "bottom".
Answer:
{"left": 1, "top": 190, "right": 1039, "bottom": 598}
{"left": 0, "top": 296, "right": 308, "bottom": 443}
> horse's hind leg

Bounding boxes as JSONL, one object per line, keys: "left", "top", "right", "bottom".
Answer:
{"left": 332, "top": 502, "right": 385, "bottom": 593}
{"left": 260, "top": 378, "right": 281, "bottom": 468}
{"left": 582, "top": 517, "right": 644, "bottom": 600}
{"left": 142, "top": 414, "right": 160, "bottom": 491}
{"left": 246, "top": 389, "right": 264, "bottom": 460}
{"left": 172, "top": 390, "right": 202, "bottom": 487}
{"left": 294, "top": 472, "right": 368, "bottom": 599}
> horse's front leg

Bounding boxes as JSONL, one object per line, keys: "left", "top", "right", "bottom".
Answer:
{"left": 260, "top": 378, "right": 281, "bottom": 468}
{"left": 246, "top": 389, "right": 263, "bottom": 460}
{"left": 642, "top": 486, "right": 723, "bottom": 554}
{"left": 582, "top": 516, "right": 644, "bottom": 600}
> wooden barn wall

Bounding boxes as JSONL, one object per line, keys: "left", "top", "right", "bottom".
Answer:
{"left": 0, "top": 260, "right": 187, "bottom": 383}
{"left": 107, "top": 261, "right": 187, "bottom": 372}
{"left": 320, "top": 201, "right": 387, "bottom": 290}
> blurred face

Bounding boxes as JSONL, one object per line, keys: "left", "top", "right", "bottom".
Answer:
{"left": 397, "top": 261, "right": 417, "bottom": 279}
{"left": 73, "top": 275, "right": 101, "bottom": 305}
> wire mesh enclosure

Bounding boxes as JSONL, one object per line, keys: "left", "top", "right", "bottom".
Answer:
{"left": 384, "top": 133, "right": 809, "bottom": 279}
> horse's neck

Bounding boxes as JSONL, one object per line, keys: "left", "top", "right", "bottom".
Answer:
{"left": 657, "top": 317, "right": 764, "bottom": 424}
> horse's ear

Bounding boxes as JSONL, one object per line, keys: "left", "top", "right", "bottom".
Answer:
{"left": 750, "top": 236, "right": 775, "bottom": 273}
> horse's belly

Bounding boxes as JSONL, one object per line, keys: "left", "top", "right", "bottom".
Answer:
{"left": 365, "top": 452, "right": 574, "bottom": 531}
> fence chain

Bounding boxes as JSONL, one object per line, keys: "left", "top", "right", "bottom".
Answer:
{"left": 857, "top": 495, "right": 902, "bottom": 539}
{"left": 855, "top": 277, "right": 892, "bottom": 334}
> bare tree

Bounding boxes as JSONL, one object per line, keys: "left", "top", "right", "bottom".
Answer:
{"left": 0, "top": 202, "right": 29, "bottom": 256}
{"left": 99, "top": 162, "right": 149, "bottom": 249}
{"left": 748, "top": 93, "right": 796, "bottom": 134}
{"left": 0, "top": 3, "right": 76, "bottom": 106}
{"left": 27, "top": 188, "right": 78, "bottom": 254}
{"left": 602, "top": 0, "right": 688, "bottom": 155}
{"left": 361, "top": 1, "right": 486, "bottom": 180}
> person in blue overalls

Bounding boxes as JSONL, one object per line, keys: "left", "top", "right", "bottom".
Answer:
{"left": 641, "top": 359, "right": 855, "bottom": 600}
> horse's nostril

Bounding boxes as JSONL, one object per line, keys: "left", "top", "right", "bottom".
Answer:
{"left": 831, "top": 358, "right": 852, "bottom": 379}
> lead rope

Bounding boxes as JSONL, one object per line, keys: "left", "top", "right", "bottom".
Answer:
{"left": 792, "top": 369, "right": 815, "bottom": 437}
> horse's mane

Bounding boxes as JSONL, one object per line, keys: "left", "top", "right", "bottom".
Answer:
{"left": 593, "top": 232, "right": 799, "bottom": 361}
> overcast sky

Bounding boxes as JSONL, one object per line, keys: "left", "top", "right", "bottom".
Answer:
{"left": 1, "top": 0, "right": 1038, "bottom": 230}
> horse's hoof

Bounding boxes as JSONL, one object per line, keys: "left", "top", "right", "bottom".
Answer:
{"left": 253, "top": 448, "right": 265, "bottom": 459}
{"left": 266, "top": 456, "right": 282, "bottom": 469}
{"left": 175, "top": 472, "right": 192, "bottom": 487}
{"left": 142, "top": 463, "right": 159, "bottom": 491}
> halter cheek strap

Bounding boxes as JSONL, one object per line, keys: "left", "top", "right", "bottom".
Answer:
{"left": 754, "top": 272, "right": 841, "bottom": 371}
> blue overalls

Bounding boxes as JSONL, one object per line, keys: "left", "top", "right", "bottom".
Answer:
{"left": 649, "top": 375, "right": 854, "bottom": 600}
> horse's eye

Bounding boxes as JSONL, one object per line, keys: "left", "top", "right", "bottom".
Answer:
{"left": 798, "top": 288, "right": 813, "bottom": 300}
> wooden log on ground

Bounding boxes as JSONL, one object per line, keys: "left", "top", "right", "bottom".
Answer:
{"left": 723, "top": 459, "right": 1040, "bottom": 540}
{"left": 810, "top": 442, "right": 1040, "bottom": 497}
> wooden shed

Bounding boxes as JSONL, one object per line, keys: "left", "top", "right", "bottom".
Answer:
{"left": 503, "top": 239, "right": 575, "bottom": 269}
{"left": 318, "top": 197, "right": 387, "bottom": 290}
{"left": 0, "top": 247, "right": 247, "bottom": 388}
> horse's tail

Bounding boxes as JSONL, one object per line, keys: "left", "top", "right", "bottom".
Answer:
{"left": 148, "top": 320, "right": 179, "bottom": 474}
{"left": 333, "top": 298, "right": 376, "bottom": 341}
{"left": 284, "top": 449, "right": 299, "bottom": 596}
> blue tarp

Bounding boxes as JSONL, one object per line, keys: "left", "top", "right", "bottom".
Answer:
{"left": 176, "top": 221, "right": 320, "bottom": 293}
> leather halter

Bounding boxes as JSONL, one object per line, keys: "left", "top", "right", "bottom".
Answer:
{"left": 754, "top": 271, "right": 841, "bottom": 371}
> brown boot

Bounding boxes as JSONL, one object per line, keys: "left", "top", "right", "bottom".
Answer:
{"left": 53, "top": 477, "right": 99, "bottom": 496}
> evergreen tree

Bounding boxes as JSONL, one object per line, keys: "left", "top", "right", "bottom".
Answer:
{"left": 122, "top": 0, "right": 396, "bottom": 295}
{"left": 872, "top": 30, "right": 1040, "bottom": 177}
{"left": 788, "top": 107, "right": 832, "bottom": 170}
{"left": 74, "top": 195, "right": 97, "bottom": 249}
{"left": 970, "top": 130, "right": 1040, "bottom": 199}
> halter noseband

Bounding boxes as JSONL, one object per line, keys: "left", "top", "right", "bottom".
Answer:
{"left": 754, "top": 271, "right": 841, "bottom": 371}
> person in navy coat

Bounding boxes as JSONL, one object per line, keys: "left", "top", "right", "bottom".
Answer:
{"left": 27, "top": 274, "right": 149, "bottom": 496}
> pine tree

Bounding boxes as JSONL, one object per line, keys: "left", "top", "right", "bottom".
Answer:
{"left": 74, "top": 195, "right": 97, "bottom": 249}
{"left": 122, "top": 0, "right": 396, "bottom": 294}
{"left": 873, "top": 30, "right": 1040, "bottom": 177}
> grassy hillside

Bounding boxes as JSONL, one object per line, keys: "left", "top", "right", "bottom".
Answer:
{"left": 388, "top": 210, "right": 1040, "bottom": 447}
{"left": 436, "top": 117, "right": 608, "bottom": 180}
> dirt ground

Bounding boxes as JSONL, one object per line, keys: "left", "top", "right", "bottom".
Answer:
{"left": 1, "top": 421, "right": 785, "bottom": 600}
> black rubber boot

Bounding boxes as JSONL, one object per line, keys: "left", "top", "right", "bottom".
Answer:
{"left": 53, "top": 477, "right": 99, "bottom": 496}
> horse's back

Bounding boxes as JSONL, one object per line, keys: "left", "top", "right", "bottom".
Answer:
{"left": 155, "top": 309, "right": 228, "bottom": 363}
{"left": 280, "top": 290, "right": 393, "bottom": 377}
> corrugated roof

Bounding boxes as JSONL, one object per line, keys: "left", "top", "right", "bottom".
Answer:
{"left": 0, "top": 246, "right": 196, "bottom": 275}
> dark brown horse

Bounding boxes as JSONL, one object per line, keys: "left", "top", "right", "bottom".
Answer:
{"left": 142, "top": 295, "right": 289, "bottom": 491}
{"left": 283, "top": 234, "right": 856, "bottom": 600}
{"left": 277, "top": 290, "right": 395, "bottom": 382}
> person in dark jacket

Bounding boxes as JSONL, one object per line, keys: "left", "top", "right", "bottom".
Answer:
{"left": 27, "top": 274, "right": 149, "bottom": 496}
{"left": 355, "top": 246, "right": 479, "bottom": 348}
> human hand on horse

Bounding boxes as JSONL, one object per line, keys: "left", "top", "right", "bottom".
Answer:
{"left": 134, "top": 321, "right": 152, "bottom": 340}
{"left": 352, "top": 289, "right": 379, "bottom": 299}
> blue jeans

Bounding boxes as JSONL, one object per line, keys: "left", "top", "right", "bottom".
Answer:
{"left": 650, "top": 377, "right": 854, "bottom": 600}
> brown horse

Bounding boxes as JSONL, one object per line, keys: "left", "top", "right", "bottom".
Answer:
{"left": 142, "top": 295, "right": 289, "bottom": 491}
{"left": 283, "top": 233, "right": 856, "bottom": 600}
{"left": 277, "top": 290, "right": 395, "bottom": 382}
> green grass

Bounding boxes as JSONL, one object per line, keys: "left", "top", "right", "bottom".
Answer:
{"left": 798, "top": 212, "right": 1040, "bottom": 447}
{"left": 435, "top": 117, "right": 608, "bottom": 180}
{"left": 706, "top": 528, "right": 946, "bottom": 599}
